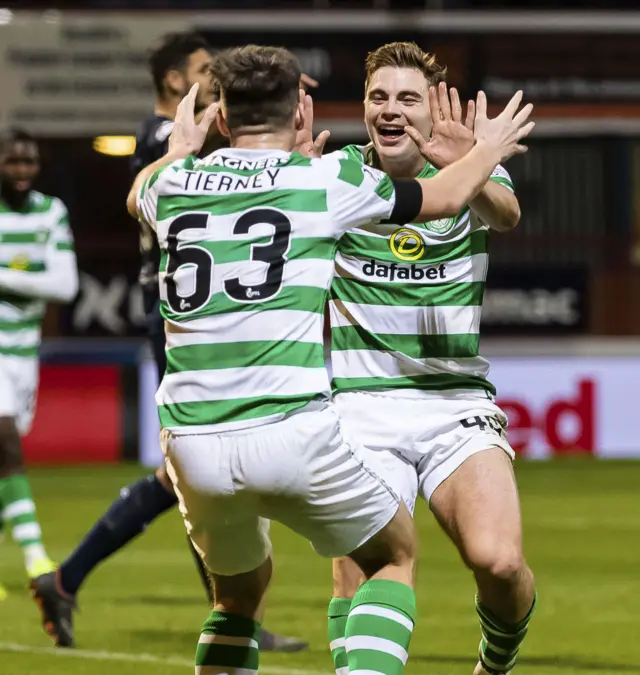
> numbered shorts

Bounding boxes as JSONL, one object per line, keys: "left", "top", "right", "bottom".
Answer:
{"left": 161, "top": 405, "right": 400, "bottom": 576}
{"left": 334, "top": 391, "right": 515, "bottom": 510}
{"left": 0, "top": 355, "right": 39, "bottom": 436}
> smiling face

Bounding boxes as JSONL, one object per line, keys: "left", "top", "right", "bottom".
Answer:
{"left": 365, "top": 66, "right": 432, "bottom": 164}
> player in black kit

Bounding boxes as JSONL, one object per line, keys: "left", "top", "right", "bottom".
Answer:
{"left": 31, "top": 32, "right": 308, "bottom": 653}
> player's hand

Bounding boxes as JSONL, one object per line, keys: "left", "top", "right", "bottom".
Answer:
{"left": 293, "top": 88, "right": 330, "bottom": 158}
{"left": 404, "top": 83, "right": 476, "bottom": 168}
{"left": 473, "top": 90, "right": 534, "bottom": 162}
{"left": 412, "top": 83, "right": 476, "bottom": 169}
{"left": 168, "top": 83, "right": 219, "bottom": 157}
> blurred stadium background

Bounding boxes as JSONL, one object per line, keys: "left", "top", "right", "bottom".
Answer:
{"left": 0, "top": 2, "right": 639, "bottom": 675}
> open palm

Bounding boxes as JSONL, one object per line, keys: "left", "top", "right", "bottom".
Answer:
{"left": 409, "top": 83, "right": 475, "bottom": 169}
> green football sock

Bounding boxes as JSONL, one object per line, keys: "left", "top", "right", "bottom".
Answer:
{"left": 344, "top": 580, "right": 416, "bottom": 675}
{"left": 476, "top": 593, "right": 537, "bottom": 674}
{"left": 0, "top": 473, "right": 48, "bottom": 570}
{"left": 196, "top": 610, "right": 260, "bottom": 675}
{"left": 328, "top": 597, "right": 352, "bottom": 674}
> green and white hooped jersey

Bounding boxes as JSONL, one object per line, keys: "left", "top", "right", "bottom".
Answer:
{"left": 137, "top": 148, "right": 398, "bottom": 433}
{"left": 330, "top": 144, "right": 514, "bottom": 397}
{"left": 0, "top": 192, "right": 73, "bottom": 358}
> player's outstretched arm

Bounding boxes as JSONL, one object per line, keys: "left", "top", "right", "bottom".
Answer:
{"left": 407, "top": 89, "right": 534, "bottom": 222}
{"left": 126, "top": 83, "right": 218, "bottom": 218}
{"left": 422, "top": 83, "right": 522, "bottom": 232}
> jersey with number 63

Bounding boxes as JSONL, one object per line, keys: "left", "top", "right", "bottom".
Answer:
{"left": 137, "top": 147, "right": 415, "bottom": 433}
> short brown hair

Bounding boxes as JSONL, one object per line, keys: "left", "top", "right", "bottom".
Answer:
{"left": 365, "top": 41, "right": 446, "bottom": 92}
{"left": 213, "top": 45, "right": 301, "bottom": 131}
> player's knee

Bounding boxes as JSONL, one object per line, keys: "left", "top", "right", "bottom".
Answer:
{"left": 0, "top": 416, "right": 23, "bottom": 475}
{"left": 349, "top": 502, "right": 417, "bottom": 581}
{"left": 466, "top": 541, "right": 526, "bottom": 582}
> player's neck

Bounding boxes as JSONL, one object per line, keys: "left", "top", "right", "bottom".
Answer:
{"left": 230, "top": 129, "right": 296, "bottom": 152}
{"left": 377, "top": 153, "right": 427, "bottom": 180}
{"left": 155, "top": 96, "right": 180, "bottom": 120}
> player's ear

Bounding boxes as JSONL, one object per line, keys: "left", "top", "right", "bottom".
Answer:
{"left": 216, "top": 108, "right": 230, "bottom": 138}
{"left": 165, "top": 69, "right": 186, "bottom": 96}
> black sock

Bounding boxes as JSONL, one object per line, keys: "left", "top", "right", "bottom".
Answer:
{"left": 59, "top": 474, "right": 177, "bottom": 596}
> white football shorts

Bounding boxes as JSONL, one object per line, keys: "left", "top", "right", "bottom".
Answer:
{"left": 0, "top": 355, "right": 39, "bottom": 436}
{"left": 334, "top": 389, "right": 515, "bottom": 511}
{"left": 161, "top": 404, "right": 400, "bottom": 576}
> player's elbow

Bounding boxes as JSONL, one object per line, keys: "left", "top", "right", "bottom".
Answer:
{"left": 489, "top": 200, "right": 521, "bottom": 232}
{"left": 54, "top": 270, "right": 79, "bottom": 303}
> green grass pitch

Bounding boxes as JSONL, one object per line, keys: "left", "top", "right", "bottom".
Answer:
{"left": 0, "top": 460, "right": 639, "bottom": 675}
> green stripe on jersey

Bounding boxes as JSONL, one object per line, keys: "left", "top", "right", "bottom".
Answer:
{"left": 159, "top": 393, "right": 323, "bottom": 429}
{"left": 332, "top": 325, "right": 480, "bottom": 359}
{"left": 333, "top": 373, "right": 496, "bottom": 396}
{"left": 374, "top": 175, "right": 395, "bottom": 201}
{"left": 338, "top": 159, "right": 364, "bottom": 187}
{"left": 339, "top": 229, "right": 487, "bottom": 265}
{"left": 332, "top": 277, "right": 484, "bottom": 307}
{"left": 157, "top": 189, "right": 327, "bottom": 221}
{"left": 166, "top": 340, "right": 325, "bottom": 374}
{"left": 161, "top": 285, "right": 327, "bottom": 323}
{"left": 0, "top": 316, "right": 41, "bottom": 332}
{"left": 0, "top": 231, "right": 49, "bottom": 244}
{"left": 0, "top": 345, "right": 39, "bottom": 358}
{"left": 56, "top": 242, "right": 74, "bottom": 252}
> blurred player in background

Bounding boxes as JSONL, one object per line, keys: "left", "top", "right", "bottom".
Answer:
{"left": 31, "top": 32, "right": 307, "bottom": 653}
{"left": 326, "top": 43, "right": 536, "bottom": 675}
{"left": 0, "top": 129, "right": 78, "bottom": 598}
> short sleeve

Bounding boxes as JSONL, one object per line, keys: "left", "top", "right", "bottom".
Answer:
{"left": 489, "top": 164, "right": 515, "bottom": 193}
{"left": 327, "top": 153, "right": 396, "bottom": 234}
{"left": 136, "top": 155, "right": 196, "bottom": 229}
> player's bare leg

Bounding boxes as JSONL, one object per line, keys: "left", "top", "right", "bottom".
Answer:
{"left": 198, "top": 503, "right": 417, "bottom": 675}
{"left": 339, "top": 502, "right": 417, "bottom": 675}
{"left": 196, "top": 557, "right": 273, "bottom": 674}
{"left": 429, "top": 447, "right": 536, "bottom": 675}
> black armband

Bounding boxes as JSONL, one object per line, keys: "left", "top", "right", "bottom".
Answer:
{"left": 386, "top": 178, "right": 423, "bottom": 224}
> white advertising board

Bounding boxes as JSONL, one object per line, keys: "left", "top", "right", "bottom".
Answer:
{"left": 138, "top": 354, "right": 640, "bottom": 466}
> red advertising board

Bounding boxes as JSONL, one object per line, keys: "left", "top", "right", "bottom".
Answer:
{"left": 23, "top": 366, "right": 121, "bottom": 464}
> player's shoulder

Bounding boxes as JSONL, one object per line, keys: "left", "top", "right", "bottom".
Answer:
{"left": 29, "top": 191, "right": 66, "bottom": 213}
{"left": 338, "top": 143, "right": 378, "bottom": 167}
{"left": 316, "top": 148, "right": 386, "bottom": 182}
{"left": 131, "top": 114, "right": 173, "bottom": 176}
{"left": 135, "top": 114, "right": 173, "bottom": 144}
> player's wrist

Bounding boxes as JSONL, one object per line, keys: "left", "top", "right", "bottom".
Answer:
{"left": 472, "top": 140, "right": 502, "bottom": 167}
{"left": 165, "top": 145, "right": 195, "bottom": 160}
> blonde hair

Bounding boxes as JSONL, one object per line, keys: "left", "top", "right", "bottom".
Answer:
{"left": 365, "top": 41, "right": 447, "bottom": 92}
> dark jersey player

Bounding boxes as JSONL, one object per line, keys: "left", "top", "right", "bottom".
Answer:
{"left": 31, "top": 32, "right": 307, "bottom": 654}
